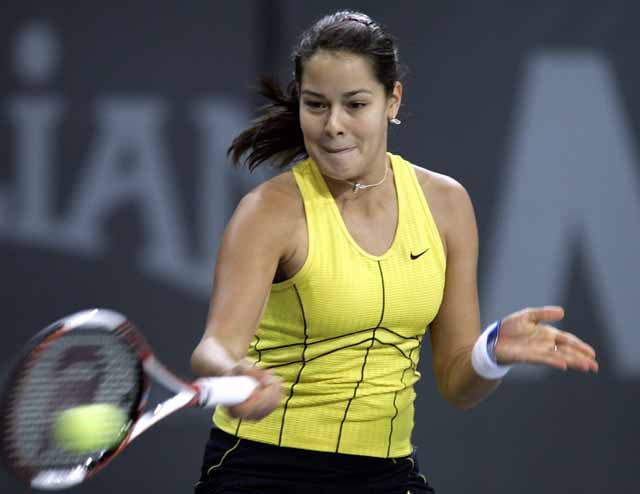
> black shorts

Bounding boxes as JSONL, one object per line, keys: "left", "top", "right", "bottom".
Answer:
{"left": 194, "top": 427, "right": 435, "bottom": 493}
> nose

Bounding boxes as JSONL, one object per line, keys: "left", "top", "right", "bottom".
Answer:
{"left": 324, "top": 107, "right": 345, "bottom": 137}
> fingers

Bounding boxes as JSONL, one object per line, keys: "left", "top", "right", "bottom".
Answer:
{"left": 554, "top": 331, "right": 599, "bottom": 373}
{"left": 526, "top": 327, "right": 599, "bottom": 373}
{"left": 227, "top": 367, "right": 284, "bottom": 420}
{"left": 555, "top": 331, "right": 596, "bottom": 360}
{"left": 516, "top": 343, "right": 598, "bottom": 373}
{"left": 526, "top": 305, "right": 565, "bottom": 324}
{"left": 232, "top": 383, "right": 283, "bottom": 420}
{"left": 555, "top": 345, "right": 599, "bottom": 373}
{"left": 520, "top": 349, "right": 569, "bottom": 371}
{"left": 516, "top": 306, "right": 599, "bottom": 373}
{"left": 235, "top": 364, "right": 280, "bottom": 386}
{"left": 500, "top": 319, "right": 599, "bottom": 373}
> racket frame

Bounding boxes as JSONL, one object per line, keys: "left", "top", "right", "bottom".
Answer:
{"left": 1, "top": 309, "right": 256, "bottom": 491}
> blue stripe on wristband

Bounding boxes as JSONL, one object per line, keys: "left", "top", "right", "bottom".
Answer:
{"left": 471, "top": 320, "right": 512, "bottom": 380}
{"left": 486, "top": 319, "right": 502, "bottom": 364}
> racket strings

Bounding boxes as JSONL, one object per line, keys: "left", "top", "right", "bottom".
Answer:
{"left": 2, "top": 328, "right": 142, "bottom": 474}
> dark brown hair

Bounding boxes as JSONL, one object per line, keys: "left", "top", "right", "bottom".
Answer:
{"left": 228, "top": 11, "right": 402, "bottom": 171}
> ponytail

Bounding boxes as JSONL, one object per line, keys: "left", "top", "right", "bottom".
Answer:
{"left": 228, "top": 77, "right": 307, "bottom": 171}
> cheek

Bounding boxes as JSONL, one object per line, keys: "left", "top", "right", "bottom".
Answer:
{"left": 299, "top": 113, "right": 320, "bottom": 141}
{"left": 358, "top": 114, "right": 387, "bottom": 141}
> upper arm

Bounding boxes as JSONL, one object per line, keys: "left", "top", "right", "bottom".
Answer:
{"left": 202, "top": 175, "right": 303, "bottom": 360}
{"left": 425, "top": 176, "right": 481, "bottom": 384}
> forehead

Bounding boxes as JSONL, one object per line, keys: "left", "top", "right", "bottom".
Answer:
{"left": 300, "top": 50, "right": 382, "bottom": 95}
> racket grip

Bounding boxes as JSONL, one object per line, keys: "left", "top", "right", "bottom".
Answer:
{"left": 194, "top": 376, "right": 259, "bottom": 408}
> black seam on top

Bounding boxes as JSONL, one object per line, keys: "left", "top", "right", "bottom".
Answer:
{"left": 263, "top": 338, "right": 374, "bottom": 369}
{"left": 235, "top": 314, "right": 266, "bottom": 436}
{"left": 335, "top": 261, "right": 386, "bottom": 452}
{"left": 335, "top": 335, "right": 375, "bottom": 452}
{"left": 387, "top": 391, "right": 400, "bottom": 458}
{"left": 255, "top": 332, "right": 262, "bottom": 364}
{"left": 377, "top": 326, "right": 418, "bottom": 340}
{"left": 256, "top": 326, "right": 378, "bottom": 352}
{"left": 377, "top": 326, "right": 420, "bottom": 341}
{"left": 262, "top": 336, "right": 418, "bottom": 370}
{"left": 373, "top": 339, "right": 418, "bottom": 370}
{"left": 278, "top": 285, "right": 308, "bottom": 446}
{"left": 256, "top": 325, "right": 417, "bottom": 354}
{"left": 375, "top": 262, "right": 386, "bottom": 329}
{"left": 387, "top": 345, "right": 418, "bottom": 457}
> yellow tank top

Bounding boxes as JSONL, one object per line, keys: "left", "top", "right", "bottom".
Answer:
{"left": 214, "top": 152, "right": 446, "bottom": 458}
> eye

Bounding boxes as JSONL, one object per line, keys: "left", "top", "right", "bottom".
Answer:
{"left": 348, "top": 102, "right": 367, "bottom": 109}
{"left": 304, "top": 100, "right": 327, "bottom": 110}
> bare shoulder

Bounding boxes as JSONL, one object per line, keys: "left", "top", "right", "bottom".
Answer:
{"left": 228, "top": 170, "right": 304, "bottom": 258}
{"left": 412, "top": 165, "right": 470, "bottom": 204}
{"left": 236, "top": 171, "right": 303, "bottom": 223}
{"left": 411, "top": 165, "right": 476, "bottom": 254}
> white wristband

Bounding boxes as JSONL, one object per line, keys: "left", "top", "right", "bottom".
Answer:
{"left": 471, "top": 321, "right": 512, "bottom": 380}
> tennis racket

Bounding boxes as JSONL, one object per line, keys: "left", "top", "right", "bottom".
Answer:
{"left": 0, "top": 308, "right": 257, "bottom": 491}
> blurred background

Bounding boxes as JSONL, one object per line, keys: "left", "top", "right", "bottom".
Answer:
{"left": 1, "top": 1, "right": 638, "bottom": 492}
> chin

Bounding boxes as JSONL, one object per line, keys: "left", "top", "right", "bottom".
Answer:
{"left": 313, "top": 150, "right": 363, "bottom": 179}
{"left": 317, "top": 160, "right": 359, "bottom": 182}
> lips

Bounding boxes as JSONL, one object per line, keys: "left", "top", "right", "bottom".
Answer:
{"left": 324, "top": 146, "right": 356, "bottom": 154}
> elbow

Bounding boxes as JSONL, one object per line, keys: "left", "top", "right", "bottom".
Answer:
{"left": 436, "top": 372, "right": 487, "bottom": 411}
{"left": 441, "top": 390, "right": 479, "bottom": 412}
{"left": 449, "top": 397, "right": 479, "bottom": 412}
{"left": 435, "top": 350, "right": 492, "bottom": 412}
{"left": 443, "top": 393, "right": 469, "bottom": 411}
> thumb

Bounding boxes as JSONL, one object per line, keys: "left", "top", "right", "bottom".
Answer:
{"left": 526, "top": 305, "right": 565, "bottom": 324}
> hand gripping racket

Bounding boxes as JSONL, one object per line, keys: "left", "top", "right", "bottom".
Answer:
{"left": 0, "top": 308, "right": 257, "bottom": 491}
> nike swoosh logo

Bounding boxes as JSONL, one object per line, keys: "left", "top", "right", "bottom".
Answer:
{"left": 410, "top": 248, "right": 430, "bottom": 260}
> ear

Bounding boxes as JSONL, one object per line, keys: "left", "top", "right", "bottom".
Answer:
{"left": 387, "top": 81, "right": 403, "bottom": 119}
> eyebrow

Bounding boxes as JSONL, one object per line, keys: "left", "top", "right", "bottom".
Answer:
{"left": 300, "top": 89, "right": 374, "bottom": 98}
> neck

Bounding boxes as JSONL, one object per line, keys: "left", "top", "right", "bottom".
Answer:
{"left": 343, "top": 163, "right": 389, "bottom": 193}
{"left": 320, "top": 154, "right": 392, "bottom": 201}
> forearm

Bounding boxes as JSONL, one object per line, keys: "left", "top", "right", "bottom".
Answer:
{"left": 439, "top": 348, "right": 502, "bottom": 411}
{"left": 190, "top": 335, "right": 243, "bottom": 377}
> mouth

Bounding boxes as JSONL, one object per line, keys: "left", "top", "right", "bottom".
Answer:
{"left": 323, "top": 146, "right": 356, "bottom": 155}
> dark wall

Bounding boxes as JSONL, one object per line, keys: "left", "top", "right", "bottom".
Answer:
{"left": 1, "top": 2, "right": 638, "bottom": 492}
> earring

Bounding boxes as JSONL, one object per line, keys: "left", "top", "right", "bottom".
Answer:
{"left": 390, "top": 117, "right": 401, "bottom": 125}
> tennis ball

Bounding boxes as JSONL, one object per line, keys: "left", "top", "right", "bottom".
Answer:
{"left": 52, "top": 403, "right": 128, "bottom": 453}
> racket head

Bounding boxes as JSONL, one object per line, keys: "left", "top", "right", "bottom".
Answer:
{"left": 0, "top": 309, "right": 148, "bottom": 490}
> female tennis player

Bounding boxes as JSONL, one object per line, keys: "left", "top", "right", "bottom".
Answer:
{"left": 190, "top": 10, "right": 598, "bottom": 493}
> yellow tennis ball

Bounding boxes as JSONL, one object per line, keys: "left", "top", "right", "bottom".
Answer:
{"left": 52, "top": 403, "right": 128, "bottom": 453}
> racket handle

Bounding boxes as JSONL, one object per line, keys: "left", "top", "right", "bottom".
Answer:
{"left": 194, "top": 376, "right": 259, "bottom": 408}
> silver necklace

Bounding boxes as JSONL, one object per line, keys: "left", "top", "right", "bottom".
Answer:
{"left": 345, "top": 164, "right": 389, "bottom": 193}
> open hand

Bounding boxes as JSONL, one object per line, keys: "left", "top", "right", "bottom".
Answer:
{"left": 495, "top": 306, "right": 599, "bottom": 373}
